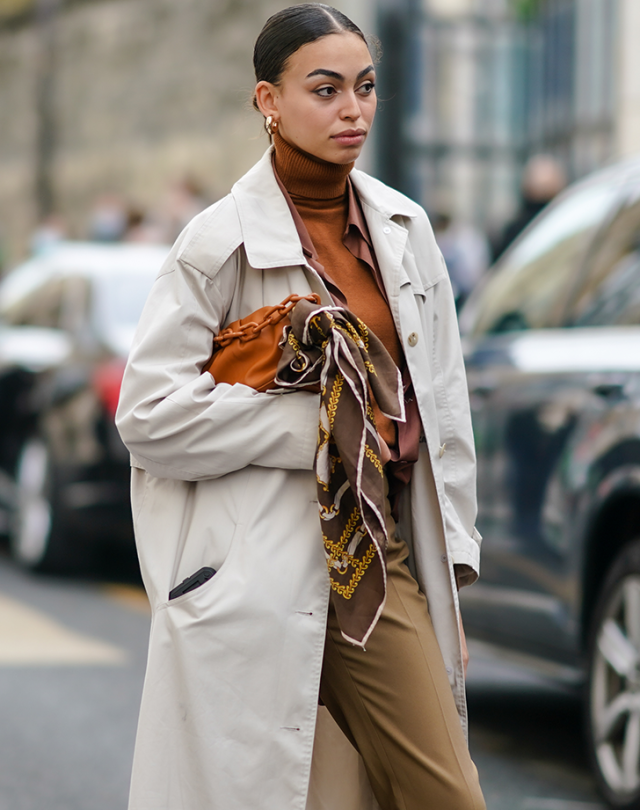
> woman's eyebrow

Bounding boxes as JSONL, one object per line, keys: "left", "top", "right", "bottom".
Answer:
{"left": 306, "top": 65, "right": 375, "bottom": 81}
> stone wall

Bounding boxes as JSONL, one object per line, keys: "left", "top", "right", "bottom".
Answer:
{"left": 0, "top": 16, "right": 39, "bottom": 264}
{"left": 0, "top": 0, "right": 372, "bottom": 265}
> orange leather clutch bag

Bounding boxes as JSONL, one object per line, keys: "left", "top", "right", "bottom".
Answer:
{"left": 203, "top": 293, "right": 321, "bottom": 393}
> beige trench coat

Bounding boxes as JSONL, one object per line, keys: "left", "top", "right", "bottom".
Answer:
{"left": 116, "top": 147, "right": 482, "bottom": 810}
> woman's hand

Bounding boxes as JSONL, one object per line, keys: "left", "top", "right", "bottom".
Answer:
{"left": 378, "top": 433, "right": 392, "bottom": 466}
{"left": 459, "top": 612, "right": 469, "bottom": 677}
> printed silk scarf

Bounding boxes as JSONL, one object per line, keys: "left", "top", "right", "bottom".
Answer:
{"left": 275, "top": 299, "right": 405, "bottom": 647}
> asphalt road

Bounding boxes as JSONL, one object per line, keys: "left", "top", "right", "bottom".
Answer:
{"left": 0, "top": 550, "right": 606, "bottom": 810}
{"left": 466, "top": 645, "right": 605, "bottom": 810}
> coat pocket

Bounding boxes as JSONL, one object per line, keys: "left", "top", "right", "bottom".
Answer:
{"left": 160, "top": 466, "right": 254, "bottom": 611}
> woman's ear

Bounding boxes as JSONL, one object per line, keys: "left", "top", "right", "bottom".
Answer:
{"left": 254, "top": 81, "right": 279, "bottom": 120}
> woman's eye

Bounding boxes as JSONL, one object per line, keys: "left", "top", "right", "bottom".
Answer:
{"left": 358, "top": 82, "right": 376, "bottom": 95}
{"left": 315, "top": 86, "right": 337, "bottom": 98}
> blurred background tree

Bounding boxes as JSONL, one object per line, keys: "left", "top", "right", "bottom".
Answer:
{"left": 510, "top": 0, "right": 544, "bottom": 22}
{"left": 0, "top": 0, "right": 33, "bottom": 18}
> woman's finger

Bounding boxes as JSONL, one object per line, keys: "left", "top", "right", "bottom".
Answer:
{"left": 459, "top": 613, "right": 469, "bottom": 677}
{"left": 378, "top": 434, "right": 392, "bottom": 466}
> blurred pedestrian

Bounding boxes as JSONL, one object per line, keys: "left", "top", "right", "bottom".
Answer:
{"left": 124, "top": 207, "right": 165, "bottom": 243}
{"left": 88, "top": 193, "right": 128, "bottom": 242}
{"left": 156, "top": 176, "right": 210, "bottom": 243}
{"left": 30, "top": 213, "right": 67, "bottom": 254}
{"left": 433, "top": 211, "right": 490, "bottom": 309}
{"left": 117, "top": 5, "right": 485, "bottom": 810}
{"left": 494, "top": 153, "right": 567, "bottom": 260}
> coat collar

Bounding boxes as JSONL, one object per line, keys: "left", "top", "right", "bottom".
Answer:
{"left": 230, "top": 146, "right": 418, "bottom": 270}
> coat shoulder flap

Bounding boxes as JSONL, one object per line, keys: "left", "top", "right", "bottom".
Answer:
{"left": 177, "top": 193, "right": 243, "bottom": 281}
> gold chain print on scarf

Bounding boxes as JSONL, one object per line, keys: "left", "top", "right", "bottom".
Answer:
{"left": 274, "top": 299, "right": 405, "bottom": 647}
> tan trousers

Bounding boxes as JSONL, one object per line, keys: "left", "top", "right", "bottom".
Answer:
{"left": 319, "top": 504, "right": 486, "bottom": 810}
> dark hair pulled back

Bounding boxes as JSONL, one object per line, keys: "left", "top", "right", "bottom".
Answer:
{"left": 252, "top": 4, "right": 370, "bottom": 112}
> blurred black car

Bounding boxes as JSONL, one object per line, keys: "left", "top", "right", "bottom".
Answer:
{"left": 0, "top": 242, "right": 168, "bottom": 574}
{"left": 459, "top": 156, "right": 640, "bottom": 808}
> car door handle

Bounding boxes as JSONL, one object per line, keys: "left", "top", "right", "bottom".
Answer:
{"left": 470, "top": 384, "right": 496, "bottom": 398}
{"left": 592, "top": 383, "right": 626, "bottom": 400}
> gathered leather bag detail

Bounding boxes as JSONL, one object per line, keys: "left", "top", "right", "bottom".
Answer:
{"left": 203, "top": 293, "right": 321, "bottom": 393}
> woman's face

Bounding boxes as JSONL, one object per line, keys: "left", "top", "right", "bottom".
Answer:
{"left": 256, "top": 32, "right": 376, "bottom": 165}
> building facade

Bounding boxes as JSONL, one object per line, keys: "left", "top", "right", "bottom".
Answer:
{"left": 375, "top": 0, "right": 637, "bottom": 239}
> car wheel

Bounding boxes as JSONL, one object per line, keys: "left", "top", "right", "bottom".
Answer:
{"left": 587, "top": 538, "right": 640, "bottom": 809}
{"left": 10, "top": 437, "right": 70, "bottom": 573}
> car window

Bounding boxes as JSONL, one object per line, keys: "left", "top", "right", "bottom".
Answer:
{"left": 1, "top": 275, "right": 65, "bottom": 329}
{"left": 94, "top": 271, "right": 156, "bottom": 330}
{"left": 568, "top": 193, "right": 640, "bottom": 327}
{"left": 463, "top": 180, "right": 619, "bottom": 336}
{"left": 59, "top": 276, "right": 91, "bottom": 334}
{"left": 91, "top": 269, "right": 157, "bottom": 355}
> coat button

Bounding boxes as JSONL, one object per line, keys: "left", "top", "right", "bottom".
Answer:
{"left": 439, "top": 443, "right": 446, "bottom": 458}
{"left": 407, "top": 332, "right": 418, "bottom": 347}
{"left": 383, "top": 226, "right": 391, "bottom": 234}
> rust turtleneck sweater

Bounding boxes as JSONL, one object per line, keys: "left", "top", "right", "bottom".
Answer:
{"left": 273, "top": 131, "right": 403, "bottom": 448}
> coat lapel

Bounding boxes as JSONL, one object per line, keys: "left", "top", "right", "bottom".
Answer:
{"left": 359, "top": 205, "right": 409, "bottom": 323}
{"left": 230, "top": 148, "right": 334, "bottom": 306}
{"left": 351, "top": 174, "right": 444, "bottom": 473}
{"left": 231, "top": 147, "right": 305, "bottom": 270}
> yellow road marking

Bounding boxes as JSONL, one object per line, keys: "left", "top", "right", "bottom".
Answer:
{"left": 0, "top": 592, "right": 126, "bottom": 666}
{"left": 104, "top": 584, "right": 150, "bottom": 615}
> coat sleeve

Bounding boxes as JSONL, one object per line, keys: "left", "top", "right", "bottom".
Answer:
{"left": 431, "top": 261, "right": 482, "bottom": 586}
{"left": 115, "top": 240, "right": 319, "bottom": 482}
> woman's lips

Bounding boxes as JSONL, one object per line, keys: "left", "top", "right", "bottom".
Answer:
{"left": 332, "top": 130, "right": 366, "bottom": 147}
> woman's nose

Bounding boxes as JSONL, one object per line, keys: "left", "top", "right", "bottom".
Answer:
{"left": 340, "top": 91, "right": 362, "bottom": 120}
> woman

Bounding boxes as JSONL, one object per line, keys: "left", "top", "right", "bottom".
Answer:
{"left": 116, "top": 5, "right": 485, "bottom": 810}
